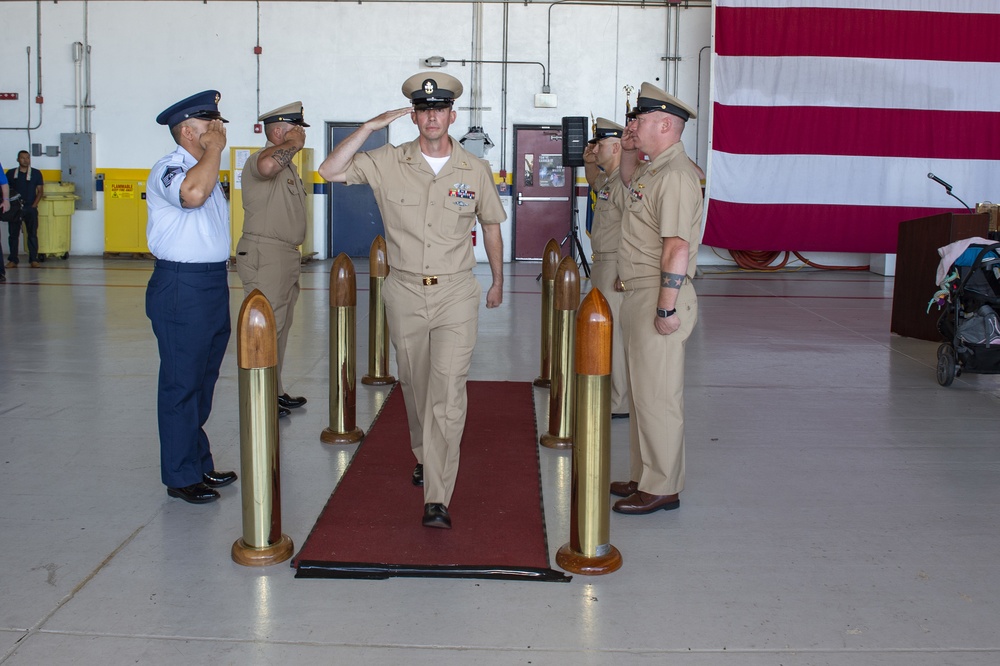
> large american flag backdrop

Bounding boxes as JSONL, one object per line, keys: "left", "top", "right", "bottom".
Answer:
{"left": 704, "top": 0, "right": 1000, "bottom": 254}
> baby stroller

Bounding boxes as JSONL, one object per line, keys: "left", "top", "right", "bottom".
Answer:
{"left": 934, "top": 241, "right": 1000, "bottom": 386}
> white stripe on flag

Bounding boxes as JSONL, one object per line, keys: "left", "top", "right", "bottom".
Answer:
{"left": 714, "top": 56, "right": 1000, "bottom": 112}
{"left": 708, "top": 152, "right": 1000, "bottom": 208}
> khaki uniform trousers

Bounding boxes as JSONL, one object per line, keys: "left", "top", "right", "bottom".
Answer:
{"left": 590, "top": 254, "right": 630, "bottom": 414}
{"left": 383, "top": 269, "right": 481, "bottom": 507}
{"left": 235, "top": 234, "right": 301, "bottom": 395}
{"left": 620, "top": 280, "right": 698, "bottom": 496}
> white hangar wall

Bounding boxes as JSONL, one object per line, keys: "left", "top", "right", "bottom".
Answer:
{"left": 1, "top": 2, "right": 862, "bottom": 268}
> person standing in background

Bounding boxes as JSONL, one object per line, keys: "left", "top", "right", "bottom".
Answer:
{"left": 6, "top": 151, "right": 44, "bottom": 269}
{"left": 236, "top": 101, "right": 311, "bottom": 420}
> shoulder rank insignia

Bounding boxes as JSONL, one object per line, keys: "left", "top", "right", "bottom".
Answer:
{"left": 161, "top": 165, "right": 184, "bottom": 188}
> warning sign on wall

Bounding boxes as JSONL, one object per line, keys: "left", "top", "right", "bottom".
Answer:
{"left": 109, "top": 183, "right": 135, "bottom": 199}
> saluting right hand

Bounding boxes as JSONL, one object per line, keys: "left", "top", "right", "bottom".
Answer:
{"left": 583, "top": 144, "right": 597, "bottom": 163}
{"left": 621, "top": 122, "right": 638, "bottom": 151}
{"left": 200, "top": 119, "right": 228, "bottom": 153}
{"left": 285, "top": 125, "right": 307, "bottom": 151}
{"left": 366, "top": 107, "right": 412, "bottom": 131}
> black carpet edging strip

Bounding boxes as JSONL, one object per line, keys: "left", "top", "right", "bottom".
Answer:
{"left": 295, "top": 560, "right": 572, "bottom": 582}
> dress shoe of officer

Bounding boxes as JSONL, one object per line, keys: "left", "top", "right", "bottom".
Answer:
{"left": 278, "top": 393, "right": 307, "bottom": 409}
{"left": 5, "top": 262, "right": 15, "bottom": 269}
{"left": 610, "top": 480, "right": 639, "bottom": 498}
{"left": 611, "top": 413, "right": 629, "bottom": 419}
{"left": 30, "top": 261, "right": 40, "bottom": 268}
{"left": 0, "top": 274, "right": 5, "bottom": 283}
{"left": 167, "top": 483, "right": 220, "bottom": 504}
{"left": 411, "top": 463, "right": 424, "bottom": 487}
{"left": 202, "top": 470, "right": 238, "bottom": 488}
{"left": 612, "top": 491, "right": 680, "bottom": 515}
{"left": 422, "top": 503, "right": 452, "bottom": 529}
{"left": 279, "top": 405, "right": 291, "bottom": 419}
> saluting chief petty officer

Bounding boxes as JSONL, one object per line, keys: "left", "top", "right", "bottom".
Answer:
{"left": 318, "top": 72, "right": 505, "bottom": 530}
{"left": 583, "top": 117, "right": 630, "bottom": 418}
{"left": 236, "top": 101, "right": 310, "bottom": 419}
{"left": 611, "top": 82, "right": 702, "bottom": 516}
{"left": 146, "top": 90, "right": 237, "bottom": 505}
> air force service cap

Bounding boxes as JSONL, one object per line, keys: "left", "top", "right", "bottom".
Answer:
{"left": 156, "top": 90, "right": 228, "bottom": 129}
{"left": 402, "top": 72, "right": 463, "bottom": 109}
{"left": 627, "top": 82, "right": 697, "bottom": 122}
{"left": 589, "top": 117, "right": 625, "bottom": 144}
{"left": 259, "top": 101, "right": 310, "bottom": 127}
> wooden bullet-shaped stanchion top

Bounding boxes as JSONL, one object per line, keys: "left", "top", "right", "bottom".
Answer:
{"left": 237, "top": 289, "right": 278, "bottom": 370}
{"left": 369, "top": 235, "right": 389, "bottom": 278}
{"left": 541, "top": 239, "right": 561, "bottom": 281}
{"left": 329, "top": 253, "right": 357, "bottom": 307}
{"left": 554, "top": 256, "right": 581, "bottom": 311}
{"left": 575, "top": 289, "right": 612, "bottom": 376}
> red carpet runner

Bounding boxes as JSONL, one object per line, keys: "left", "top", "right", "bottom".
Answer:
{"left": 293, "top": 381, "right": 570, "bottom": 582}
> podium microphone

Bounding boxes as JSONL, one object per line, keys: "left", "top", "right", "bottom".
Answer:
{"left": 927, "top": 172, "right": 953, "bottom": 193}
{"left": 927, "top": 172, "right": 972, "bottom": 212}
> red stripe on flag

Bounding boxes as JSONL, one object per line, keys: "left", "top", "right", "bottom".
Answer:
{"left": 703, "top": 200, "right": 965, "bottom": 254}
{"left": 713, "top": 105, "right": 1000, "bottom": 160}
{"left": 716, "top": 7, "right": 1000, "bottom": 62}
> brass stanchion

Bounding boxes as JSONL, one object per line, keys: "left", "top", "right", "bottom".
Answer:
{"left": 321, "top": 254, "right": 365, "bottom": 445}
{"left": 533, "top": 239, "right": 562, "bottom": 388}
{"left": 232, "top": 289, "right": 293, "bottom": 567}
{"left": 362, "top": 235, "right": 395, "bottom": 386}
{"left": 540, "top": 256, "right": 580, "bottom": 449}
{"left": 556, "top": 288, "right": 622, "bottom": 575}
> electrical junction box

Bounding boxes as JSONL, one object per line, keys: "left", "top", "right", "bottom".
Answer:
{"left": 60, "top": 133, "right": 96, "bottom": 210}
{"left": 534, "top": 93, "right": 557, "bottom": 108}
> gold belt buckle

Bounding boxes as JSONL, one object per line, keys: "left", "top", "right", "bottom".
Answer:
{"left": 422, "top": 276, "right": 438, "bottom": 286}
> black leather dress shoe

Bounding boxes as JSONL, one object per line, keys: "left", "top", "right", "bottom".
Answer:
{"left": 167, "top": 483, "right": 220, "bottom": 504}
{"left": 422, "top": 503, "right": 452, "bottom": 529}
{"left": 278, "top": 393, "right": 307, "bottom": 409}
{"left": 411, "top": 464, "right": 424, "bottom": 486}
{"left": 278, "top": 405, "right": 291, "bottom": 419}
{"left": 202, "top": 470, "right": 238, "bottom": 488}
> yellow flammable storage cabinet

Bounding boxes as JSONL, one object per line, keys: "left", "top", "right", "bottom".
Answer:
{"left": 229, "top": 146, "right": 314, "bottom": 258}
{"left": 103, "top": 173, "right": 149, "bottom": 254}
{"left": 37, "top": 182, "right": 78, "bottom": 260}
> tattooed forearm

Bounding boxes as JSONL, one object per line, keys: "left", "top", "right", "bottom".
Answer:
{"left": 271, "top": 148, "right": 295, "bottom": 168}
{"left": 661, "top": 271, "right": 685, "bottom": 289}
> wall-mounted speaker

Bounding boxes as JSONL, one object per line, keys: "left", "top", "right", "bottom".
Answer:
{"left": 561, "top": 116, "right": 588, "bottom": 168}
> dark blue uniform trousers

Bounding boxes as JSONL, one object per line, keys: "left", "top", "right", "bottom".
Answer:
{"left": 146, "top": 260, "right": 231, "bottom": 488}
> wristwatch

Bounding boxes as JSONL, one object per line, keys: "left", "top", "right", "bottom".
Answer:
{"left": 656, "top": 308, "right": 676, "bottom": 318}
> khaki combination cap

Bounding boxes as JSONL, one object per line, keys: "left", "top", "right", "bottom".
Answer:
{"left": 259, "top": 101, "right": 309, "bottom": 127}
{"left": 588, "top": 117, "right": 625, "bottom": 144}
{"left": 627, "top": 82, "right": 697, "bottom": 121}
{"left": 402, "top": 72, "right": 463, "bottom": 109}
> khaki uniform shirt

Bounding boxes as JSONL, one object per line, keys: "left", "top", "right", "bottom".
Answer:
{"left": 240, "top": 142, "right": 307, "bottom": 246}
{"left": 618, "top": 142, "right": 703, "bottom": 282}
{"left": 345, "top": 137, "right": 505, "bottom": 275}
{"left": 591, "top": 167, "right": 627, "bottom": 255}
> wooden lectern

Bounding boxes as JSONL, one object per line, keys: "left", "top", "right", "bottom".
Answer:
{"left": 891, "top": 212, "right": 989, "bottom": 341}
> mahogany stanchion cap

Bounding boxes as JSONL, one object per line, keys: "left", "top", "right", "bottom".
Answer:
{"left": 237, "top": 289, "right": 278, "bottom": 370}
{"left": 369, "top": 236, "right": 389, "bottom": 278}
{"left": 575, "top": 289, "right": 612, "bottom": 376}
{"left": 553, "top": 256, "right": 581, "bottom": 311}
{"left": 541, "top": 239, "right": 562, "bottom": 281}
{"left": 330, "top": 253, "right": 357, "bottom": 307}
